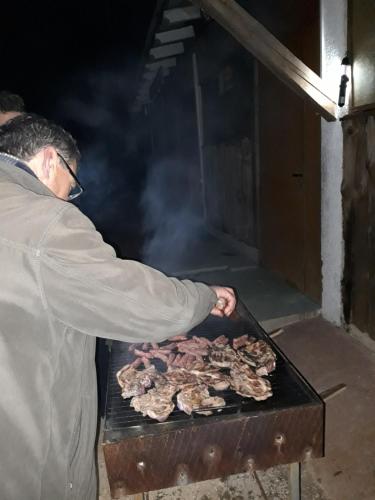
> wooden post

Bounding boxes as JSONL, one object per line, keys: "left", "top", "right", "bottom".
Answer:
{"left": 192, "top": 0, "right": 337, "bottom": 121}
{"left": 192, "top": 52, "right": 207, "bottom": 221}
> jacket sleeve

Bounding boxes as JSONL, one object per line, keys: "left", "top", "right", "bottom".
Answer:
{"left": 38, "top": 205, "right": 217, "bottom": 343}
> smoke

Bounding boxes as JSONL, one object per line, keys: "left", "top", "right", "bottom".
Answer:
{"left": 141, "top": 158, "right": 204, "bottom": 274}
{"left": 52, "top": 60, "right": 147, "bottom": 257}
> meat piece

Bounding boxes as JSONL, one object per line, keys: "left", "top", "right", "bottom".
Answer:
{"left": 151, "top": 342, "right": 159, "bottom": 350}
{"left": 128, "top": 343, "right": 137, "bottom": 352}
{"left": 230, "top": 363, "right": 272, "bottom": 401}
{"left": 162, "top": 342, "right": 177, "bottom": 350}
{"left": 192, "top": 336, "right": 212, "bottom": 347}
{"left": 237, "top": 339, "right": 276, "bottom": 375}
{"left": 130, "top": 358, "right": 143, "bottom": 368}
{"left": 212, "top": 335, "right": 229, "bottom": 346}
{"left": 167, "top": 353, "right": 176, "bottom": 365}
{"left": 190, "top": 365, "right": 231, "bottom": 391}
{"left": 165, "top": 367, "right": 199, "bottom": 388}
{"left": 134, "top": 349, "right": 153, "bottom": 359}
{"left": 183, "top": 354, "right": 196, "bottom": 369}
{"left": 169, "top": 334, "right": 188, "bottom": 341}
{"left": 142, "top": 342, "right": 149, "bottom": 351}
{"left": 232, "top": 334, "right": 249, "bottom": 350}
{"left": 172, "top": 354, "right": 183, "bottom": 366}
{"left": 131, "top": 384, "right": 177, "bottom": 422}
{"left": 177, "top": 385, "right": 225, "bottom": 415}
{"left": 150, "top": 348, "right": 172, "bottom": 354}
{"left": 179, "top": 354, "right": 190, "bottom": 368}
{"left": 141, "top": 357, "right": 152, "bottom": 368}
{"left": 177, "top": 343, "right": 208, "bottom": 356}
{"left": 116, "top": 365, "right": 158, "bottom": 399}
{"left": 149, "top": 350, "right": 170, "bottom": 364}
{"left": 209, "top": 344, "right": 238, "bottom": 368}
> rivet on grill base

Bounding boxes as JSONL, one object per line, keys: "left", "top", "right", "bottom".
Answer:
{"left": 137, "top": 461, "right": 146, "bottom": 472}
{"left": 246, "top": 457, "right": 255, "bottom": 472}
{"left": 203, "top": 445, "right": 222, "bottom": 465}
{"left": 175, "top": 464, "right": 190, "bottom": 486}
{"left": 274, "top": 433, "right": 286, "bottom": 452}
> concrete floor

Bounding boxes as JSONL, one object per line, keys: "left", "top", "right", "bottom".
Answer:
{"left": 159, "top": 231, "right": 320, "bottom": 328}
{"left": 98, "top": 232, "right": 375, "bottom": 499}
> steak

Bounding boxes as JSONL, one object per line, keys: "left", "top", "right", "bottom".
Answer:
{"left": 165, "top": 367, "right": 200, "bottom": 388}
{"left": 209, "top": 343, "right": 238, "bottom": 368}
{"left": 237, "top": 338, "right": 276, "bottom": 375}
{"left": 131, "top": 384, "right": 177, "bottom": 422}
{"left": 190, "top": 364, "right": 231, "bottom": 391}
{"left": 176, "top": 385, "right": 225, "bottom": 415}
{"left": 116, "top": 365, "right": 158, "bottom": 399}
{"left": 230, "top": 362, "right": 272, "bottom": 401}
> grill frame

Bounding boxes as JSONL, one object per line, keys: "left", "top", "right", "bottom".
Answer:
{"left": 103, "top": 302, "right": 324, "bottom": 497}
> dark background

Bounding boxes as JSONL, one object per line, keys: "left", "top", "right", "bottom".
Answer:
{"left": 1, "top": 1, "right": 157, "bottom": 256}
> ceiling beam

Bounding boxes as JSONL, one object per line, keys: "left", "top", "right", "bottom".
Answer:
{"left": 192, "top": 0, "right": 337, "bottom": 121}
{"left": 155, "top": 25, "right": 195, "bottom": 44}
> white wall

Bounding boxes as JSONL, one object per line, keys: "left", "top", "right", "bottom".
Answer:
{"left": 320, "top": 0, "right": 348, "bottom": 324}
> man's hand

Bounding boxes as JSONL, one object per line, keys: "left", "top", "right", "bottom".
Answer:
{"left": 209, "top": 286, "right": 236, "bottom": 317}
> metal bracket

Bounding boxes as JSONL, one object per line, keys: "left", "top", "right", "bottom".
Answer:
{"left": 319, "top": 383, "right": 347, "bottom": 402}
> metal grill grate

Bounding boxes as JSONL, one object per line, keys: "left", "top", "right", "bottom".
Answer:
{"left": 104, "top": 302, "right": 320, "bottom": 439}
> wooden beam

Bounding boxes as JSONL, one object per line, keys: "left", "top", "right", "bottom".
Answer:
{"left": 192, "top": 0, "right": 337, "bottom": 121}
{"left": 149, "top": 42, "right": 184, "bottom": 60}
{"left": 155, "top": 25, "right": 195, "bottom": 44}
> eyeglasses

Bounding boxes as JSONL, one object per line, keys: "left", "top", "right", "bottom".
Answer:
{"left": 56, "top": 152, "right": 84, "bottom": 200}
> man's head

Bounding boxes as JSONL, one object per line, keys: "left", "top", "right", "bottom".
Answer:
{"left": 0, "top": 114, "right": 82, "bottom": 201}
{"left": 0, "top": 91, "right": 25, "bottom": 126}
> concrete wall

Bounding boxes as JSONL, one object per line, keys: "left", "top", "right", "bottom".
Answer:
{"left": 320, "top": 0, "right": 348, "bottom": 324}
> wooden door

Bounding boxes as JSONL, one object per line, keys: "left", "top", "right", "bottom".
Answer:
{"left": 257, "top": 7, "right": 321, "bottom": 303}
{"left": 259, "top": 67, "right": 305, "bottom": 291}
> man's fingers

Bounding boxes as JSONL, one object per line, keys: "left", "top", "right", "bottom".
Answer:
{"left": 210, "top": 307, "right": 225, "bottom": 318}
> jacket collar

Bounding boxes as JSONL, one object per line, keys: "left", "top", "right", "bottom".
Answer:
{"left": 0, "top": 153, "right": 56, "bottom": 198}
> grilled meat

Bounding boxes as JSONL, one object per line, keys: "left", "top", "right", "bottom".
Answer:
{"left": 212, "top": 335, "right": 229, "bottom": 346}
{"left": 116, "top": 365, "right": 158, "bottom": 399}
{"left": 232, "top": 334, "right": 249, "bottom": 350}
{"left": 190, "top": 365, "right": 231, "bottom": 391}
{"left": 177, "top": 384, "right": 225, "bottom": 415}
{"left": 117, "top": 333, "right": 276, "bottom": 422}
{"left": 209, "top": 343, "right": 238, "bottom": 368}
{"left": 165, "top": 367, "right": 200, "bottom": 388}
{"left": 237, "top": 338, "right": 276, "bottom": 375}
{"left": 230, "top": 362, "right": 272, "bottom": 401}
{"left": 131, "top": 384, "right": 177, "bottom": 422}
{"left": 169, "top": 334, "right": 188, "bottom": 341}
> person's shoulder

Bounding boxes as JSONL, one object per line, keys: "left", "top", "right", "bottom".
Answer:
{"left": 40, "top": 198, "right": 97, "bottom": 242}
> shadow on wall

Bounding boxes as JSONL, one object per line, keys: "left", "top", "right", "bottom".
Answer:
{"left": 141, "top": 158, "right": 204, "bottom": 274}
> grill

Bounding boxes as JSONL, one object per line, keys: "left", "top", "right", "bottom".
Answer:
{"left": 103, "top": 301, "right": 324, "bottom": 498}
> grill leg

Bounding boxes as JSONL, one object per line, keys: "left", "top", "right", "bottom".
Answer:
{"left": 289, "top": 462, "right": 301, "bottom": 500}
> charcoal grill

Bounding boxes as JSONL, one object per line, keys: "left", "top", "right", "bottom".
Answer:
{"left": 102, "top": 301, "right": 324, "bottom": 498}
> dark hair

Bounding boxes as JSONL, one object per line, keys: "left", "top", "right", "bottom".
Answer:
{"left": 0, "top": 113, "right": 80, "bottom": 164}
{"left": 0, "top": 91, "right": 25, "bottom": 113}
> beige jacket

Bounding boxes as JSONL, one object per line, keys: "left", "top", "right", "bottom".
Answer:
{"left": 0, "top": 154, "right": 216, "bottom": 499}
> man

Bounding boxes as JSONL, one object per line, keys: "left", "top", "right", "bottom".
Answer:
{"left": 0, "top": 90, "right": 25, "bottom": 125}
{"left": 0, "top": 114, "right": 236, "bottom": 500}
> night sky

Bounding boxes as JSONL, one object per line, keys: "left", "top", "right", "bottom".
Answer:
{"left": 1, "top": 1, "right": 157, "bottom": 256}
{"left": 1, "top": 1, "right": 155, "bottom": 118}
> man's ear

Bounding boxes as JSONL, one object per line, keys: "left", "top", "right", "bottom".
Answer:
{"left": 41, "top": 146, "right": 59, "bottom": 179}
